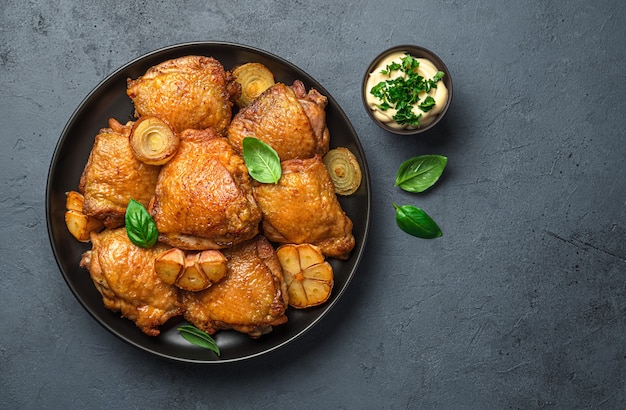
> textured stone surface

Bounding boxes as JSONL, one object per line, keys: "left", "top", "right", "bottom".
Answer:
{"left": 2, "top": 0, "right": 625, "bottom": 408}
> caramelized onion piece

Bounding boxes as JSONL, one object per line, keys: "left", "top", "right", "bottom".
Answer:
{"left": 322, "top": 147, "right": 362, "bottom": 195}
{"left": 276, "top": 243, "right": 333, "bottom": 309}
{"left": 232, "top": 62, "right": 275, "bottom": 108}
{"left": 129, "top": 116, "right": 179, "bottom": 165}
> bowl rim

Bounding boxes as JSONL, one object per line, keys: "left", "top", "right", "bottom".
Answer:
{"left": 362, "top": 44, "right": 453, "bottom": 135}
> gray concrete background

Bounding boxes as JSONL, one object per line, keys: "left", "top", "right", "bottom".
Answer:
{"left": 2, "top": 0, "right": 625, "bottom": 408}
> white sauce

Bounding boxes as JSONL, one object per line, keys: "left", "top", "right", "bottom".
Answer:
{"left": 365, "top": 51, "right": 448, "bottom": 129}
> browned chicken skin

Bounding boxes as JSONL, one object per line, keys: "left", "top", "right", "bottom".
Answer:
{"left": 150, "top": 127, "right": 262, "bottom": 250}
{"left": 127, "top": 55, "right": 238, "bottom": 133}
{"left": 182, "top": 236, "right": 288, "bottom": 338}
{"left": 227, "top": 80, "right": 330, "bottom": 160}
{"left": 253, "top": 155, "right": 355, "bottom": 260}
{"left": 80, "top": 228, "right": 184, "bottom": 336}
{"left": 79, "top": 119, "right": 160, "bottom": 229}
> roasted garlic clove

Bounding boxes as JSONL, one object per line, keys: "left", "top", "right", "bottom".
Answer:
{"left": 129, "top": 116, "right": 179, "bottom": 165}
{"left": 322, "top": 147, "right": 362, "bottom": 195}
{"left": 176, "top": 262, "right": 210, "bottom": 292}
{"left": 65, "top": 190, "right": 85, "bottom": 212}
{"left": 231, "top": 62, "right": 275, "bottom": 108}
{"left": 276, "top": 243, "right": 333, "bottom": 309}
{"left": 64, "top": 191, "right": 104, "bottom": 242}
{"left": 197, "top": 250, "right": 228, "bottom": 283}
{"left": 154, "top": 248, "right": 227, "bottom": 291}
{"left": 154, "top": 248, "right": 185, "bottom": 285}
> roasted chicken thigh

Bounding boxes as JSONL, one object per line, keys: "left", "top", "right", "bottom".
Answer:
{"left": 127, "top": 55, "right": 239, "bottom": 133}
{"left": 182, "top": 235, "right": 289, "bottom": 338}
{"left": 78, "top": 119, "right": 160, "bottom": 229}
{"left": 150, "top": 127, "right": 262, "bottom": 250}
{"left": 80, "top": 228, "right": 184, "bottom": 336}
{"left": 253, "top": 155, "right": 355, "bottom": 260}
{"left": 227, "top": 80, "right": 330, "bottom": 160}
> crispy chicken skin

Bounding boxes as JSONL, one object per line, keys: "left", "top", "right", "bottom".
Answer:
{"left": 80, "top": 228, "right": 184, "bottom": 336}
{"left": 127, "top": 55, "right": 239, "bottom": 133}
{"left": 150, "top": 127, "right": 262, "bottom": 250}
{"left": 182, "top": 236, "right": 288, "bottom": 338}
{"left": 78, "top": 119, "right": 160, "bottom": 229}
{"left": 227, "top": 80, "right": 330, "bottom": 160}
{"left": 253, "top": 155, "right": 355, "bottom": 260}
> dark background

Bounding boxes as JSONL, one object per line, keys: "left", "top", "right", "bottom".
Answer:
{"left": 2, "top": 0, "right": 625, "bottom": 408}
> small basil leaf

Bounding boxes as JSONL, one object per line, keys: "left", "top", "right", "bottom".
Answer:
{"left": 242, "top": 137, "right": 282, "bottom": 184}
{"left": 395, "top": 155, "right": 447, "bottom": 193}
{"left": 125, "top": 199, "right": 158, "bottom": 248}
{"left": 393, "top": 203, "right": 442, "bottom": 239}
{"left": 178, "top": 325, "right": 220, "bottom": 356}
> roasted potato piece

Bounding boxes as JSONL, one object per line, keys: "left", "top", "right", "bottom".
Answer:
{"left": 64, "top": 191, "right": 104, "bottom": 242}
{"left": 322, "top": 147, "right": 362, "bottom": 195}
{"left": 232, "top": 62, "right": 275, "bottom": 108}
{"left": 129, "top": 116, "right": 179, "bottom": 165}
{"left": 154, "top": 248, "right": 227, "bottom": 292}
{"left": 276, "top": 243, "right": 333, "bottom": 308}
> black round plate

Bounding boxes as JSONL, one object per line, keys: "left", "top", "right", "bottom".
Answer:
{"left": 46, "top": 42, "right": 371, "bottom": 363}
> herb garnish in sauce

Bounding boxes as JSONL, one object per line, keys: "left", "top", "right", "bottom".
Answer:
{"left": 370, "top": 54, "right": 445, "bottom": 127}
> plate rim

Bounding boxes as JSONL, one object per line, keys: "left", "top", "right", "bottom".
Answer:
{"left": 46, "top": 41, "right": 371, "bottom": 364}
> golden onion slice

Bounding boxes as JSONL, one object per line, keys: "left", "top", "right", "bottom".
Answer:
{"left": 322, "top": 147, "right": 362, "bottom": 195}
{"left": 129, "top": 116, "right": 179, "bottom": 165}
{"left": 231, "top": 62, "right": 275, "bottom": 108}
{"left": 276, "top": 243, "right": 333, "bottom": 309}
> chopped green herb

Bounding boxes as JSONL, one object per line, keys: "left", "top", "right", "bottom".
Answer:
{"left": 381, "top": 61, "right": 402, "bottom": 74}
{"left": 419, "top": 96, "right": 437, "bottom": 112}
{"left": 432, "top": 71, "right": 445, "bottom": 82}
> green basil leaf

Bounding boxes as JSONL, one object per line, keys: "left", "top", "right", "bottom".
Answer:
{"left": 125, "top": 199, "right": 158, "bottom": 248}
{"left": 242, "top": 137, "right": 282, "bottom": 184}
{"left": 178, "top": 325, "right": 220, "bottom": 356}
{"left": 395, "top": 155, "right": 447, "bottom": 193}
{"left": 393, "top": 203, "right": 442, "bottom": 239}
